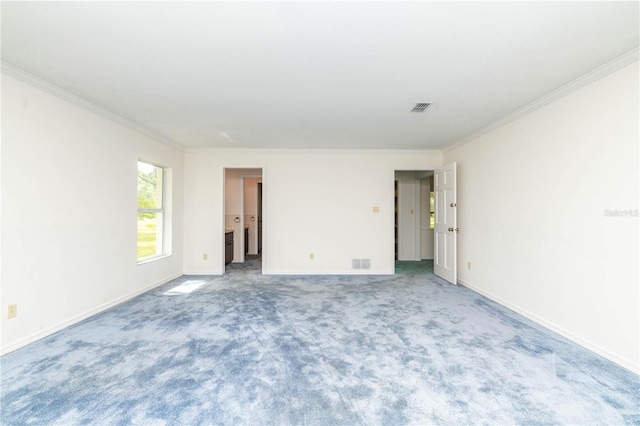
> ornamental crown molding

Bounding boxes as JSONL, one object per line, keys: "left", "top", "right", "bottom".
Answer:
{"left": 1, "top": 61, "right": 184, "bottom": 152}
{"left": 444, "top": 47, "right": 639, "bottom": 153}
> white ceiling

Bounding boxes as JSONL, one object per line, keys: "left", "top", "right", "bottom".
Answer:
{"left": 2, "top": 1, "right": 638, "bottom": 150}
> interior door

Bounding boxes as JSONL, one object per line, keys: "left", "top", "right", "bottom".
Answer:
{"left": 434, "top": 162, "right": 457, "bottom": 284}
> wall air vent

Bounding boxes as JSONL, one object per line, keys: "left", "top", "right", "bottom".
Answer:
{"left": 352, "top": 259, "right": 371, "bottom": 270}
{"left": 411, "top": 103, "right": 431, "bottom": 112}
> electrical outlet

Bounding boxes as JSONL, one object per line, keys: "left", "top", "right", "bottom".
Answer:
{"left": 310, "top": 253, "right": 314, "bottom": 260}
{"left": 203, "top": 253, "right": 208, "bottom": 260}
{"left": 8, "top": 304, "right": 17, "bottom": 319}
{"left": 372, "top": 206, "right": 380, "bottom": 213}
{"left": 468, "top": 262, "right": 471, "bottom": 270}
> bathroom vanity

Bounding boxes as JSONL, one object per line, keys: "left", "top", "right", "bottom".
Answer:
{"left": 225, "top": 231, "right": 233, "bottom": 264}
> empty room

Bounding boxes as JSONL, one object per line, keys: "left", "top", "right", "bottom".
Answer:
{"left": 1, "top": 1, "right": 638, "bottom": 424}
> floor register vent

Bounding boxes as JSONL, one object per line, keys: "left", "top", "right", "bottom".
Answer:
{"left": 352, "top": 259, "right": 371, "bottom": 270}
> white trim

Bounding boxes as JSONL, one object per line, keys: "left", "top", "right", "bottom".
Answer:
{"left": 182, "top": 269, "right": 395, "bottom": 276}
{"left": 1, "top": 61, "right": 184, "bottom": 152}
{"left": 458, "top": 278, "right": 640, "bottom": 374}
{"left": 0, "top": 273, "right": 182, "bottom": 356}
{"left": 4, "top": 45, "right": 636, "bottom": 157}
{"left": 444, "top": 47, "right": 640, "bottom": 153}
{"left": 187, "top": 147, "right": 442, "bottom": 155}
{"left": 222, "top": 166, "right": 266, "bottom": 274}
{"left": 263, "top": 270, "right": 394, "bottom": 275}
{"left": 137, "top": 253, "right": 171, "bottom": 265}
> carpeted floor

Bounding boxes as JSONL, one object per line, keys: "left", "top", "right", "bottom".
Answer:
{"left": 1, "top": 260, "right": 639, "bottom": 424}
{"left": 395, "top": 259, "right": 434, "bottom": 275}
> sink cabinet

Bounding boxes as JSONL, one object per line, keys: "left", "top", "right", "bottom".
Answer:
{"left": 225, "top": 231, "right": 234, "bottom": 264}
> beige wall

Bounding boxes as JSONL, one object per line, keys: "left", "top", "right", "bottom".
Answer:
{"left": 183, "top": 150, "right": 442, "bottom": 274}
{"left": 444, "top": 62, "right": 639, "bottom": 372}
{"left": 1, "top": 74, "right": 185, "bottom": 353}
{"left": 3, "top": 57, "right": 636, "bottom": 375}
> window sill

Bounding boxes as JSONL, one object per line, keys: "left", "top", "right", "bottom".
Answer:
{"left": 137, "top": 254, "right": 171, "bottom": 265}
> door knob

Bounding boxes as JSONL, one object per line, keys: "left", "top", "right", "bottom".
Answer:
{"left": 448, "top": 227, "right": 459, "bottom": 232}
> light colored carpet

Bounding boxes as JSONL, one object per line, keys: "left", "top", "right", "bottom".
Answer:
{"left": 395, "top": 259, "right": 434, "bottom": 275}
{"left": 2, "top": 262, "right": 638, "bottom": 424}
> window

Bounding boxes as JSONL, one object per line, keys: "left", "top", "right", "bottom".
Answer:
{"left": 137, "top": 161, "right": 165, "bottom": 260}
{"left": 429, "top": 191, "right": 435, "bottom": 229}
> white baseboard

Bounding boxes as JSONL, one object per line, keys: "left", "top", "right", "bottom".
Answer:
{"left": 458, "top": 279, "right": 639, "bottom": 374}
{"left": 185, "top": 269, "right": 395, "bottom": 276}
{"left": 263, "top": 269, "right": 394, "bottom": 275}
{"left": 184, "top": 268, "right": 395, "bottom": 276}
{"left": 182, "top": 271, "right": 224, "bottom": 276}
{"left": 1, "top": 273, "right": 182, "bottom": 356}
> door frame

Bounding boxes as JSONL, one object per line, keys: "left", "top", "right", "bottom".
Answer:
{"left": 393, "top": 169, "right": 434, "bottom": 270}
{"left": 222, "top": 166, "right": 265, "bottom": 273}
{"left": 243, "top": 176, "right": 262, "bottom": 256}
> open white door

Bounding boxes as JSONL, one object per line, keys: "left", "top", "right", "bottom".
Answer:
{"left": 434, "top": 162, "right": 457, "bottom": 284}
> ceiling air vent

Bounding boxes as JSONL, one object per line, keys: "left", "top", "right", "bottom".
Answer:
{"left": 411, "top": 103, "right": 431, "bottom": 112}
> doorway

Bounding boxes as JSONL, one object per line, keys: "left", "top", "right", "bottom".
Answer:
{"left": 257, "top": 182, "right": 263, "bottom": 254}
{"left": 223, "top": 168, "right": 263, "bottom": 274}
{"left": 394, "top": 170, "right": 434, "bottom": 274}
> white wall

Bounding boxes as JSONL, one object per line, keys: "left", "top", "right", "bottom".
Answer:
{"left": 444, "top": 62, "right": 639, "bottom": 372}
{"left": 184, "top": 150, "right": 442, "bottom": 275}
{"left": 244, "top": 177, "right": 261, "bottom": 255}
{"left": 1, "top": 74, "right": 184, "bottom": 353}
{"left": 420, "top": 177, "right": 434, "bottom": 260}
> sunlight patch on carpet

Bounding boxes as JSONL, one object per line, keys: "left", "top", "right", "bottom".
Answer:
{"left": 163, "top": 279, "right": 207, "bottom": 295}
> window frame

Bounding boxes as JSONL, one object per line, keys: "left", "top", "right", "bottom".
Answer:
{"left": 137, "top": 160, "right": 167, "bottom": 263}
